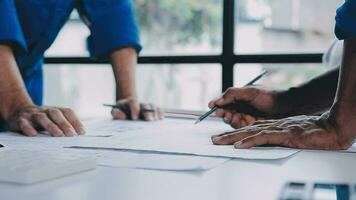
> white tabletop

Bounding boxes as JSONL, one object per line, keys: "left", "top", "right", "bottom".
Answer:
{"left": 0, "top": 150, "right": 355, "bottom": 200}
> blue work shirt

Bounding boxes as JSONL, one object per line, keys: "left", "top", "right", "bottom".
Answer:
{"left": 0, "top": 0, "right": 142, "bottom": 105}
{"left": 335, "top": 0, "right": 356, "bottom": 39}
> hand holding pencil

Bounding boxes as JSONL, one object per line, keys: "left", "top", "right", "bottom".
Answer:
{"left": 105, "top": 98, "right": 163, "bottom": 121}
{"left": 205, "top": 75, "right": 292, "bottom": 129}
{"left": 195, "top": 70, "right": 268, "bottom": 125}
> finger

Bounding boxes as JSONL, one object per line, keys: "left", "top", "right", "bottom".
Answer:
{"left": 217, "top": 87, "right": 252, "bottom": 106}
{"left": 19, "top": 118, "right": 38, "bottom": 137}
{"left": 152, "top": 105, "right": 160, "bottom": 120}
{"left": 157, "top": 107, "right": 164, "bottom": 120}
{"left": 240, "top": 116, "right": 248, "bottom": 128}
{"left": 130, "top": 101, "right": 140, "bottom": 121}
{"left": 223, "top": 112, "right": 233, "bottom": 124}
{"left": 33, "top": 113, "right": 64, "bottom": 137}
{"left": 47, "top": 109, "right": 76, "bottom": 136}
{"left": 208, "top": 96, "right": 223, "bottom": 108}
{"left": 230, "top": 113, "right": 242, "bottom": 128}
{"left": 111, "top": 108, "right": 127, "bottom": 120}
{"left": 144, "top": 104, "right": 156, "bottom": 121}
{"left": 212, "top": 129, "right": 257, "bottom": 145}
{"left": 252, "top": 119, "right": 277, "bottom": 125}
{"left": 215, "top": 109, "right": 226, "bottom": 118}
{"left": 142, "top": 104, "right": 154, "bottom": 121}
{"left": 60, "top": 108, "right": 85, "bottom": 135}
{"left": 234, "top": 131, "right": 289, "bottom": 149}
{"left": 216, "top": 88, "right": 238, "bottom": 105}
{"left": 245, "top": 114, "right": 258, "bottom": 125}
{"left": 208, "top": 99, "right": 217, "bottom": 109}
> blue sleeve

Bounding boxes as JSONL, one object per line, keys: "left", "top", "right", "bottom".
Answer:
{"left": 79, "top": 0, "right": 142, "bottom": 60}
{"left": 0, "top": 0, "right": 27, "bottom": 54}
{"left": 335, "top": 0, "right": 356, "bottom": 40}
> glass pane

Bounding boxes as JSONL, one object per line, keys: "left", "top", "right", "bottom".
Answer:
{"left": 235, "top": 0, "right": 344, "bottom": 53}
{"left": 46, "top": 1, "right": 223, "bottom": 57}
{"left": 137, "top": 0, "right": 222, "bottom": 55}
{"left": 135, "top": 0, "right": 223, "bottom": 55}
{"left": 44, "top": 64, "right": 221, "bottom": 118}
{"left": 234, "top": 63, "right": 326, "bottom": 90}
{"left": 46, "top": 11, "right": 89, "bottom": 57}
{"left": 136, "top": 64, "right": 221, "bottom": 110}
{"left": 43, "top": 65, "right": 115, "bottom": 119}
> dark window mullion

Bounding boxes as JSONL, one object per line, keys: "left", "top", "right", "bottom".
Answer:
{"left": 222, "top": 0, "right": 235, "bottom": 91}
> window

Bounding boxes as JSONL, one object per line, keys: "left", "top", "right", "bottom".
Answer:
{"left": 44, "top": 64, "right": 221, "bottom": 118}
{"left": 44, "top": 0, "right": 342, "bottom": 117}
{"left": 235, "top": 0, "right": 343, "bottom": 53}
{"left": 137, "top": 0, "right": 223, "bottom": 56}
{"left": 43, "top": 65, "right": 115, "bottom": 118}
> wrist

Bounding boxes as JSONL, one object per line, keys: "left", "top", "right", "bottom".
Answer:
{"left": 0, "top": 89, "right": 34, "bottom": 121}
{"left": 274, "top": 86, "right": 329, "bottom": 117}
{"left": 327, "top": 102, "right": 356, "bottom": 139}
{"left": 270, "top": 88, "right": 296, "bottom": 118}
{"left": 116, "top": 89, "right": 137, "bottom": 101}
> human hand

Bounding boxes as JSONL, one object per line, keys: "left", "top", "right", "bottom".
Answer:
{"left": 216, "top": 109, "right": 264, "bottom": 129}
{"left": 209, "top": 86, "right": 279, "bottom": 128}
{"left": 6, "top": 105, "right": 85, "bottom": 137}
{"left": 111, "top": 98, "right": 163, "bottom": 121}
{"left": 211, "top": 113, "right": 354, "bottom": 150}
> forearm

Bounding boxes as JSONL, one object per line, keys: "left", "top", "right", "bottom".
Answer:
{"left": 0, "top": 44, "right": 33, "bottom": 120}
{"left": 110, "top": 48, "right": 137, "bottom": 100}
{"left": 275, "top": 67, "right": 339, "bottom": 117}
{"left": 329, "top": 37, "right": 356, "bottom": 139}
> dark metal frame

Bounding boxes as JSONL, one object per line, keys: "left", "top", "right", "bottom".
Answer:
{"left": 44, "top": 0, "right": 323, "bottom": 92}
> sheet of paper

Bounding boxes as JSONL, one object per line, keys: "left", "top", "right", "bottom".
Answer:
{"left": 0, "top": 118, "right": 299, "bottom": 171}
{"left": 71, "top": 118, "right": 301, "bottom": 160}
{"left": 67, "top": 148, "right": 230, "bottom": 171}
{"left": 0, "top": 120, "right": 230, "bottom": 171}
{"left": 0, "top": 141, "right": 229, "bottom": 171}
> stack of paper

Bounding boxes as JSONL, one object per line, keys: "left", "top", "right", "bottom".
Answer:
{"left": 0, "top": 118, "right": 300, "bottom": 171}
{"left": 72, "top": 118, "right": 300, "bottom": 160}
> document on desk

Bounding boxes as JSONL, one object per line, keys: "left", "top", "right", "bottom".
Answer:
{"left": 71, "top": 118, "right": 300, "bottom": 160}
{"left": 0, "top": 118, "right": 299, "bottom": 171}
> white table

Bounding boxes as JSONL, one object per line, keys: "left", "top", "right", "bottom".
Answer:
{"left": 0, "top": 150, "right": 355, "bottom": 200}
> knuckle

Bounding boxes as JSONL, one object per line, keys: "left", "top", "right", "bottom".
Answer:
{"left": 48, "top": 124, "right": 60, "bottom": 131}
{"left": 33, "top": 113, "right": 46, "bottom": 119}
{"left": 19, "top": 112, "right": 29, "bottom": 119}
{"left": 224, "top": 87, "right": 235, "bottom": 96}
{"left": 62, "top": 108, "right": 73, "bottom": 114}
{"left": 18, "top": 116, "right": 27, "bottom": 123}
{"left": 58, "top": 121, "right": 70, "bottom": 128}
{"left": 48, "top": 108, "right": 61, "bottom": 116}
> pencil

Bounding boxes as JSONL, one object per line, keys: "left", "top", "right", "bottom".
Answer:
{"left": 194, "top": 70, "right": 268, "bottom": 124}
{"left": 103, "top": 104, "right": 155, "bottom": 113}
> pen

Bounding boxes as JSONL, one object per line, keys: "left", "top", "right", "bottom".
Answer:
{"left": 194, "top": 70, "right": 268, "bottom": 124}
{"left": 103, "top": 104, "right": 155, "bottom": 113}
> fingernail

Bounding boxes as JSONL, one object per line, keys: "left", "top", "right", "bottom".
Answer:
{"left": 78, "top": 126, "right": 86, "bottom": 135}
{"left": 234, "top": 141, "right": 243, "bottom": 148}
{"left": 216, "top": 99, "right": 224, "bottom": 105}
{"left": 66, "top": 128, "right": 76, "bottom": 136}
{"left": 212, "top": 136, "right": 221, "bottom": 143}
